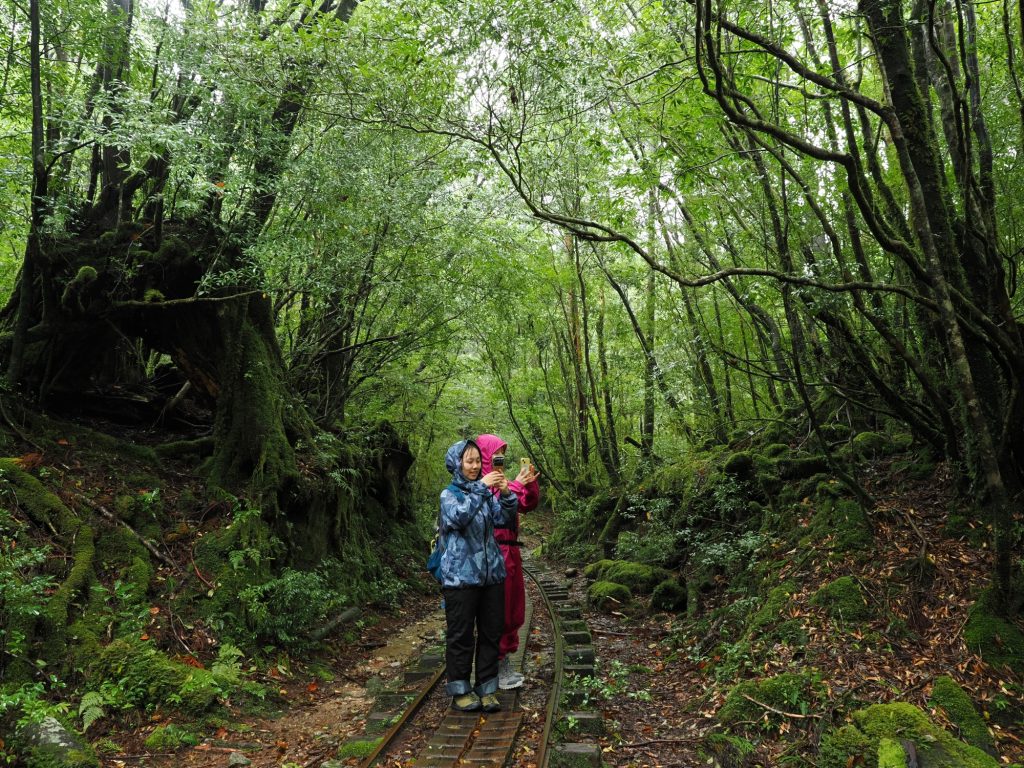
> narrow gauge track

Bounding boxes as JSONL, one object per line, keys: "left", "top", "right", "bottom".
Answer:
{"left": 358, "top": 558, "right": 574, "bottom": 768}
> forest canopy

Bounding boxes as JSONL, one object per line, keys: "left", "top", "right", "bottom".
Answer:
{"left": 0, "top": 0, "right": 1022, "bottom": 639}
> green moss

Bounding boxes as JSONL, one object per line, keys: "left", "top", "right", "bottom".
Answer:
{"left": 806, "top": 497, "right": 872, "bottom": 552}
{"left": 143, "top": 289, "right": 165, "bottom": 303}
{"left": 587, "top": 580, "right": 631, "bottom": 611}
{"left": 889, "top": 432, "right": 914, "bottom": 451}
{"left": 877, "top": 737, "right": 907, "bottom": 767}
{"left": 143, "top": 724, "right": 199, "bottom": 751}
{"left": 602, "top": 561, "right": 669, "bottom": 594}
{"left": 776, "top": 455, "right": 829, "bottom": 480}
{"left": 0, "top": 460, "right": 96, "bottom": 668}
{"left": 717, "top": 671, "right": 823, "bottom": 724}
{"left": 853, "top": 702, "right": 1000, "bottom": 767}
{"left": 723, "top": 452, "right": 754, "bottom": 480}
{"left": 812, "top": 576, "right": 871, "bottom": 623}
{"left": 95, "top": 639, "right": 223, "bottom": 713}
{"left": 763, "top": 443, "right": 789, "bottom": 458}
{"left": 964, "top": 589, "right": 1024, "bottom": 675}
{"left": 651, "top": 579, "right": 687, "bottom": 612}
{"left": 583, "top": 559, "right": 616, "bottom": 580}
{"left": 929, "top": 676, "right": 994, "bottom": 754}
{"left": 817, "top": 724, "right": 872, "bottom": 768}
{"left": 701, "top": 732, "right": 755, "bottom": 765}
{"left": 746, "top": 581, "right": 796, "bottom": 638}
{"left": 26, "top": 746, "right": 100, "bottom": 768}
{"left": 337, "top": 738, "right": 381, "bottom": 759}
{"left": 851, "top": 431, "right": 889, "bottom": 458}
{"left": 818, "top": 423, "right": 852, "bottom": 442}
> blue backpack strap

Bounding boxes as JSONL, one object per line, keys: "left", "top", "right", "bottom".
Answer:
{"left": 446, "top": 482, "right": 465, "bottom": 502}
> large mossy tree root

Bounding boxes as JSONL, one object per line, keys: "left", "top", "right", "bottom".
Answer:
{"left": 0, "top": 459, "right": 95, "bottom": 676}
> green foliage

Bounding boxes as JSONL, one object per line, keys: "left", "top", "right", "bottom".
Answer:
{"left": 0, "top": 679, "right": 71, "bottom": 730}
{"left": 563, "top": 660, "right": 651, "bottom": 708}
{"left": 238, "top": 565, "right": 349, "bottom": 649}
{"left": 811, "top": 576, "right": 872, "bottom": 623}
{"left": 91, "top": 638, "right": 248, "bottom": 715}
{"left": 78, "top": 692, "right": 105, "bottom": 732}
{"left": 0, "top": 507, "right": 54, "bottom": 679}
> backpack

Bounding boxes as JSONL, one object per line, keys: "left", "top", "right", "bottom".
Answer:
{"left": 426, "top": 483, "right": 464, "bottom": 583}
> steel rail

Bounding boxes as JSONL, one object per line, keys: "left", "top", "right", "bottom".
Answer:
{"left": 522, "top": 560, "right": 564, "bottom": 768}
{"left": 358, "top": 663, "right": 446, "bottom": 768}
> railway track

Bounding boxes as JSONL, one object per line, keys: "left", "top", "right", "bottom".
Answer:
{"left": 354, "top": 557, "right": 599, "bottom": 768}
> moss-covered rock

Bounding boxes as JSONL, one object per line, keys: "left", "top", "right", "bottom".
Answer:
{"left": 929, "top": 676, "right": 995, "bottom": 755}
{"left": 94, "top": 639, "right": 223, "bottom": 713}
{"left": 583, "top": 559, "right": 615, "bottom": 581}
{"left": 651, "top": 579, "right": 686, "bottom": 612}
{"left": 0, "top": 460, "right": 95, "bottom": 670}
{"left": 587, "top": 581, "right": 631, "bottom": 611}
{"left": 602, "top": 561, "right": 670, "bottom": 594}
{"left": 723, "top": 452, "right": 755, "bottom": 480}
{"left": 853, "top": 702, "right": 1000, "bottom": 768}
{"left": 851, "top": 431, "right": 889, "bottom": 458}
{"left": 701, "top": 732, "right": 756, "bottom": 766}
{"left": 877, "top": 737, "right": 907, "bottom": 767}
{"left": 746, "top": 581, "right": 796, "bottom": 638}
{"left": 817, "top": 724, "right": 872, "bottom": 768}
{"left": 777, "top": 455, "right": 829, "bottom": 480}
{"left": 143, "top": 724, "right": 199, "bottom": 751}
{"left": 717, "top": 671, "right": 823, "bottom": 725}
{"left": 964, "top": 589, "right": 1024, "bottom": 675}
{"left": 811, "top": 576, "right": 871, "bottom": 623}
{"left": 804, "top": 497, "right": 872, "bottom": 552}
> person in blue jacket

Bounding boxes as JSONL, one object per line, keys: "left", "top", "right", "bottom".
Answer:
{"left": 439, "top": 438, "right": 518, "bottom": 712}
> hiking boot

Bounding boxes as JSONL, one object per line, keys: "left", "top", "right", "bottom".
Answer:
{"left": 452, "top": 692, "right": 482, "bottom": 711}
{"left": 498, "top": 657, "right": 524, "bottom": 690}
{"left": 480, "top": 693, "right": 501, "bottom": 712}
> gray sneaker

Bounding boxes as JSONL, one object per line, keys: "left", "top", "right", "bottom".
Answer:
{"left": 498, "top": 657, "right": 524, "bottom": 690}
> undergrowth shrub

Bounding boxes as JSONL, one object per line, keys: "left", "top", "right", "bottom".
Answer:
{"left": 238, "top": 563, "right": 349, "bottom": 648}
{"left": 0, "top": 507, "right": 54, "bottom": 682}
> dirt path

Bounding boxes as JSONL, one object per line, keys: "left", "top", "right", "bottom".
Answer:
{"left": 103, "top": 593, "right": 446, "bottom": 768}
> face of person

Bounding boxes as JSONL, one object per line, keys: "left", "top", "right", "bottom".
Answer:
{"left": 461, "top": 446, "right": 482, "bottom": 480}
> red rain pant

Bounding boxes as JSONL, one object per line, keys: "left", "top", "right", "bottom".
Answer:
{"left": 498, "top": 543, "right": 525, "bottom": 659}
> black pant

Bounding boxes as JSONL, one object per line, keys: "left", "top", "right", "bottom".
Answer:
{"left": 443, "top": 581, "right": 505, "bottom": 696}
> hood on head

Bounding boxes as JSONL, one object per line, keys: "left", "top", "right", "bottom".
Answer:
{"left": 445, "top": 439, "right": 480, "bottom": 481}
{"left": 476, "top": 433, "right": 508, "bottom": 474}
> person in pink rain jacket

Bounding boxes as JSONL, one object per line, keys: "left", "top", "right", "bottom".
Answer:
{"left": 475, "top": 433, "right": 540, "bottom": 690}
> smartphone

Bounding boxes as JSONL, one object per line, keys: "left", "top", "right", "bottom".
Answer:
{"left": 493, "top": 454, "right": 505, "bottom": 469}
{"left": 520, "top": 457, "right": 531, "bottom": 471}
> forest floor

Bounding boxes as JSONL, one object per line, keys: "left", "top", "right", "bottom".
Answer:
{"left": 93, "top": 458, "right": 1024, "bottom": 768}
{"left": 7, "top": 414, "right": 1022, "bottom": 768}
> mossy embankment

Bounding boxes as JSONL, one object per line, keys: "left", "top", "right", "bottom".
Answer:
{"left": 550, "top": 421, "right": 1023, "bottom": 766}
{"left": 0, "top": 407, "right": 425, "bottom": 765}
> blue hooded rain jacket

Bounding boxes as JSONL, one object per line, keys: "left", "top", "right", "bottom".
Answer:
{"left": 438, "top": 440, "right": 517, "bottom": 589}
